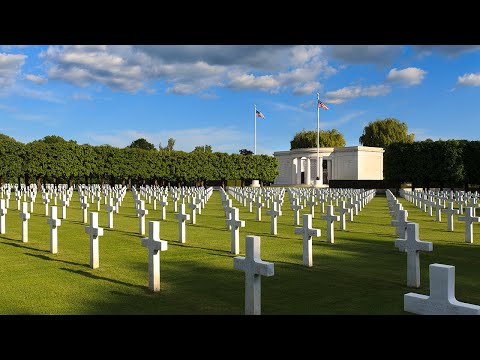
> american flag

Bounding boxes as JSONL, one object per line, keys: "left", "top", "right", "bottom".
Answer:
{"left": 256, "top": 110, "right": 266, "bottom": 119}
{"left": 318, "top": 100, "right": 329, "bottom": 110}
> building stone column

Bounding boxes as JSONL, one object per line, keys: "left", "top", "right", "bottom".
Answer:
{"left": 291, "top": 158, "right": 297, "bottom": 185}
{"left": 326, "top": 160, "right": 331, "bottom": 184}
{"left": 319, "top": 156, "right": 323, "bottom": 185}
{"left": 296, "top": 158, "right": 302, "bottom": 185}
{"left": 305, "top": 157, "right": 311, "bottom": 185}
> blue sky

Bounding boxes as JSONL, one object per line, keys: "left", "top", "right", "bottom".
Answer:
{"left": 0, "top": 45, "right": 479, "bottom": 155}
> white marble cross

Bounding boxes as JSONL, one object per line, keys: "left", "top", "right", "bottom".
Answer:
{"left": 0, "top": 199, "right": 7, "bottom": 234}
{"left": 458, "top": 206, "right": 480, "bottom": 243}
{"left": 28, "top": 193, "right": 35, "bottom": 213}
{"left": 105, "top": 197, "right": 116, "bottom": 229}
{"left": 404, "top": 264, "right": 480, "bottom": 315}
{"left": 336, "top": 200, "right": 350, "bottom": 231}
{"left": 80, "top": 195, "right": 90, "bottom": 224}
{"left": 433, "top": 197, "right": 444, "bottom": 222}
{"left": 253, "top": 196, "right": 264, "bottom": 221}
{"left": 395, "top": 222, "right": 433, "bottom": 288}
{"left": 443, "top": 201, "right": 459, "bottom": 232}
{"left": 246, "top": 195, "right": 254, "bottom": 213}
{"left": 266, "top": 201, "right": 281, "bottom": 235}
{"left": 174, "top": 203, "right": 190, "bottom": 243}
{"left": 95, "top": 193, "right": 101, "bottom": 211}
{"left": 290, "top": 198, "right": 303, "bottom": 226}
{"left": 226, "top": 207, "right": 245, "bottom": 254}
{"left": 19, "top": 202, "right": 30, "bottom": 243}
{"left": 347, "top": 198, "right": 356, "bottom": 222}
{"left": 294, "top": 214, "right": 321, "bottom": 267}
{"left": 60, "top": 194, "right": 69, "bottom": 219}
{"left": 306, "top": 196, "right": 317, "bottom": 218}
{"left": 85, "top": 212, "right": 104, "bottom": 269}
{"left": 136, "top": 200, "right": 149, "bottom": 235}
{"left": 233, "top": 235, "right": 274, "bottom": 315}
{"left": 159, "top": 195, "right": 168, "bottom": 221}
{"left": 47, "top": 206, "right": 61, "bottom": 254}
{"left": 321, "top": 205, "right": 340, "bottom": 244}
{"left": 171, "top": 194, "right": 179, "bottom": 212}
{"left": 188, "top": 199, "right": 197, "bottom": 225}
{"left": 391, "top": 209, "right": 409, "bottom": 238}
{"left": 42, "top": 196, "right": 50, "bottom": 216}
{"left": 15, "top": 192, "right": 21, "bottom": 210}
{"left": 141, "top": 221, "right": 168, "bottom": 292}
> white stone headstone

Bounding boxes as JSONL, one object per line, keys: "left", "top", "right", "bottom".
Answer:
{"left": 320, "top": 205, "right": 340, "bottom": 244}
{"left": 105, "top": 197, "right": 116, "bottom": 229}
{"left": 458, "top": 206, "right": 480, "bottom": 243}
{"left": 294, "top": 214, "right": 321, "bottom": 267}
{"left": 395, "top": 222, "right": 433, "bottom": 288}
{"left": 47, "top": 206, "right": 61, "bottom": 254}
{"left": 0, "top": 199, "right": 7, "bottom": 234}
{"left": 404, "top": 264, "right": 480, "bottom": 315}
{"left": 19, "top": 202, "right": 30, "bottom": 243}
{"left": 443, "top": 201, "right": 459, "bottom": 232}
{"left": 136, "top": 200, "right": 149, "bottom": 235}
{"left": 253, "top": 196, "right": 264, "bottom": 221}
{"left": 80, "top": 195, "right": 90, "bottom": 224}
{"left": 85, "top": 212, "right": 103, "bottom": 269}
{"left": 226, "top": 207, "right": 245, "bottom": 254}
{"left": 174, "top": 203, "right": 190, "bottom": 243}
{"left": 141, "top": 221, "right": 168, "bottom": 292}
{"left": 233, "top": 235, "right": 274, "bottom": 315}
{"left": 266, "top": 201, "right": 281, "bottom": 235}
{"left": 391, "top": 209, "right": 409, "bottom": 238}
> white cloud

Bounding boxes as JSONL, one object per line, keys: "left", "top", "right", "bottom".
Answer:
{"left": 39, "top": 45, "right": 334, "bottom": 96}
{"left": 25, "top": 74, "right": 47, "bottom": 85}
{"left": 413, "top": 45, "right": 480, "bottom": 57}
{"left": 386, "top": 67, "right": 427, "bottom": 86}
{"left": 327, "top": 45, "right": 404, "bottom": 65}
{"left": 293, "top": 81, "right": 320, "bottom": 96}
{"left": 457, "top": 73, "right": 480, "bottom": 87}
{"left": 71, "top": 93, "right": 93, "bottom": 101}
{"left": 0, "top": 53, "right": 26, "bottom": 87}
{"left": 299, "top": 100, "right": 314, "bottom": 109}
{"left": 84, "top": 126, "right": 251, "bottom": 154}
{"left": 325, "top": 84, "right": 391, "bottom": 104}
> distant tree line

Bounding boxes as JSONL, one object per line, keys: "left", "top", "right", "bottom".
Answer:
{"left": 384, "top": 140, "right": 480, "bottom": 190}
{"left": 0, "top": 134, "right": 278, "bottom": 188}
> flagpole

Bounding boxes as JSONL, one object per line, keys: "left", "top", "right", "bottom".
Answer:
{"left": 254, "top": 104, "right": 257, "bottom": 155}
{"left": 316, "top": 93, "right": 320, "bottom": 180}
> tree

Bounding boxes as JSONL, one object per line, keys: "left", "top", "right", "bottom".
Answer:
{"left": 192, "top": 145, "right": 212, "bottom": 153}
{"left": 167, "top": 138, "right": 175, "bottom": 151}
{"left": 290, "top": 129, "right": 346, "bottom": 150}
{"left": 40, "top": 135, "right": 69, "bottom": 144}
{"left": 239, "top": 149, "right": 254, "bottom": 155}
{"left": 128, "top": 138, "right": 155, "bottom": 151}
{"left": 359, "top": 118, "right": 414, "bottom": 148}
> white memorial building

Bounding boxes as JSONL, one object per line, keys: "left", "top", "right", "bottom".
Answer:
{"left": 273, "top": 146, "right": 384, "bottom": 186}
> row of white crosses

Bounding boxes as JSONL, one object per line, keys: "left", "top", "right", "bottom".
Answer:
{"left": 400, "top": 189, "right": 480, "bottom": 242}
{"left": 388, "top": 190, "right": 480, "bottom": 314}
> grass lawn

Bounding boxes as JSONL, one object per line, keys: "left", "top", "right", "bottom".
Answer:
{"left": 0, "top": 189, "right": 479, "bottom": 315}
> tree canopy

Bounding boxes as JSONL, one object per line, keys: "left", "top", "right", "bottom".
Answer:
{"left": 239, "top": 149, "right": 254, "bottom": 155}
{"left": 290, "top": 129, "right": 346, "bottom": 150}
{"left": 359, "top": 118, "right": 414, "bottom": 148}
{"left": 0, "top": 134, "right": 278, "bottom": 187}
{"left": 128, "top": 138, "right": 156, "bottom": 151}
{"left": 192, "top": 145, "right": 212, "bottom": 153}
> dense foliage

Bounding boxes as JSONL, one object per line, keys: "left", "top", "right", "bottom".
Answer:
{"left": 383, "top": 139, "right": 480, "bottom": 189}
{"left": 0, "top": 134, "right": 278, "bottom": 188}
{"left": 290, "top": 129, "right": 346, "bottom": 149}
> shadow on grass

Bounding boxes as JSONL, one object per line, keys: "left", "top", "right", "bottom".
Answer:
{"left": 24, "top": 252, "right": 89, "bottom": 268}
{"left": 0, "top": 240, "right": 50, "bottom": 253}
{"left": 168, "top": 241, "right": 232, "bottom": 254}
{"left": 60, "top": 267, "right": 149, "bottom": 292}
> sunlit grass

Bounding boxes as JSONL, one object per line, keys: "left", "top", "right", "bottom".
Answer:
{"left": 0, "top": 189, "right": 478, "bottom": 314}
